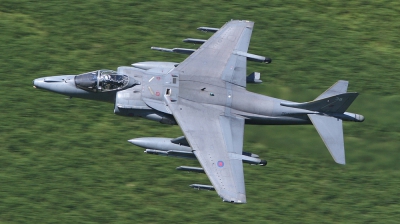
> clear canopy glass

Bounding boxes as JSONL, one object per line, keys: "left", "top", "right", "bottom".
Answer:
{"left": 75, "top": 70, "right": 129, "bottom": 92}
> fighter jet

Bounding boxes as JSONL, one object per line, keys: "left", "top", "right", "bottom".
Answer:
{"left": 33, "top": 20, "right": 364, "bottom": 203}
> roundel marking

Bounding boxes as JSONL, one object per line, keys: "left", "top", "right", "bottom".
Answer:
{"left": 217, "top": 161, "right": 224, "bottom": 168}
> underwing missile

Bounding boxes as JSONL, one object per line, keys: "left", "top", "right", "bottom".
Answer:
{"left": 176, "top": 166, "right": 205, "bottom": 173}
{"left": 190, "top": 184, "right": 215, "bottom": 191}
{"left": 151, "top": 47, "right": 195, "bottom": 55}
{"left": 197, "top": 27, "right": 219, "bottom": 33}
{"left": 234, "top": 51, "right": 272, "bottom": 64}
{"left": 131, "top": 61, "right": 178, "bottom": 70}
{"left": 129, "top": 137, "right": 267, "bottom": 165}
{"left": 129, "top": 137, "right": 192, "bottom": 153}
{"left": 183, "top": 38, "right": 207, "bottom": 44}
{"left": 145, "top": 149, "right": 196, "bottom": 159}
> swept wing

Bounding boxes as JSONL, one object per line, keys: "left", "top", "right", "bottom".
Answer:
{"left": 174, "top": 20, "right": 254, "bottom": 88}
{"left": 167, "top": 20, "right": 254, "bottom": 203}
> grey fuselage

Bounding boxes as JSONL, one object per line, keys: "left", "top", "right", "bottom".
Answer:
{"left": 113, "top": 67, "right": 312, "bottom": 126}
{"left": 33, "top": 65, "right": 354, "bottom": 126}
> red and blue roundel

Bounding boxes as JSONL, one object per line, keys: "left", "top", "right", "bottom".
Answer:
{"left": 217, "top": 160, "right": 224, "bottom": 168}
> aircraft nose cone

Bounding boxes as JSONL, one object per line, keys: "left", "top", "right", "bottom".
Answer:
{"left": 128, "top": 137, "right": 163, "bottom": 150}
{"left": 128, "top": 138, "right": 146, "bottom": 148}
{"left": 32, "top": 75, "right": 77, "bottom": 94}
{"left": 33, "top": 78, "right": 44, "bottom": 89}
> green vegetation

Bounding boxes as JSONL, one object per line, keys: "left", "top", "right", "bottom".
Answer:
{"left": 1, "top": 0, "right": 399, "bottom": 223}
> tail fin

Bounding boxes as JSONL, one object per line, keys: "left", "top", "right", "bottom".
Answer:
{"left": 281, "top": 92, "right": 358, "bottom": 113}
{"left": 314, "top": 80, "right": 348, "bottom": 100}
{"left": 281, "top": 80, "right": 361, "bottom": 164}
{"left": 280, "top": 80, "right": 359, "bottom": 113}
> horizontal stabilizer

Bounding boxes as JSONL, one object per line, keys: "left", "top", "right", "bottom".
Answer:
{"left": 281, "top": 92, "right": 358, "bottom": 113}
{"left": 308, "top": 114, "right": 345, "bottom": 164}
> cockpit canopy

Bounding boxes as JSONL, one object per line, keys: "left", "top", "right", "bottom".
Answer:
{"left": 75, "top": 70, "right": 129, "bottom": 92}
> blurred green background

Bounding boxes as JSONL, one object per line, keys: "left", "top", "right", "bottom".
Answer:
{"left": 0, "top": 0, "right": 399, "bottom": 223}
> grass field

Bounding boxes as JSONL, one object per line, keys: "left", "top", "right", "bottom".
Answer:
{"left": 1, "top": 0, "right": 399, "bottom": 223}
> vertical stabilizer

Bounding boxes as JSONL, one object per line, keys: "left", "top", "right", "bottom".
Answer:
{"left": 308, "top": 114, "right": 345, "bottom": 164}
{"left": 315, "top": 80, "right": 348, "bottom": 101}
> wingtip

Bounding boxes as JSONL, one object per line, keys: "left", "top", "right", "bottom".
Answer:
{"left": 221, "top": 193, "right": 247, "bottom": 204}
{"left": 335, "top": 160, "right": 346, "bottom": 165}
{"left": 333, "top": 155, "right": 346, "bottom": 165}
